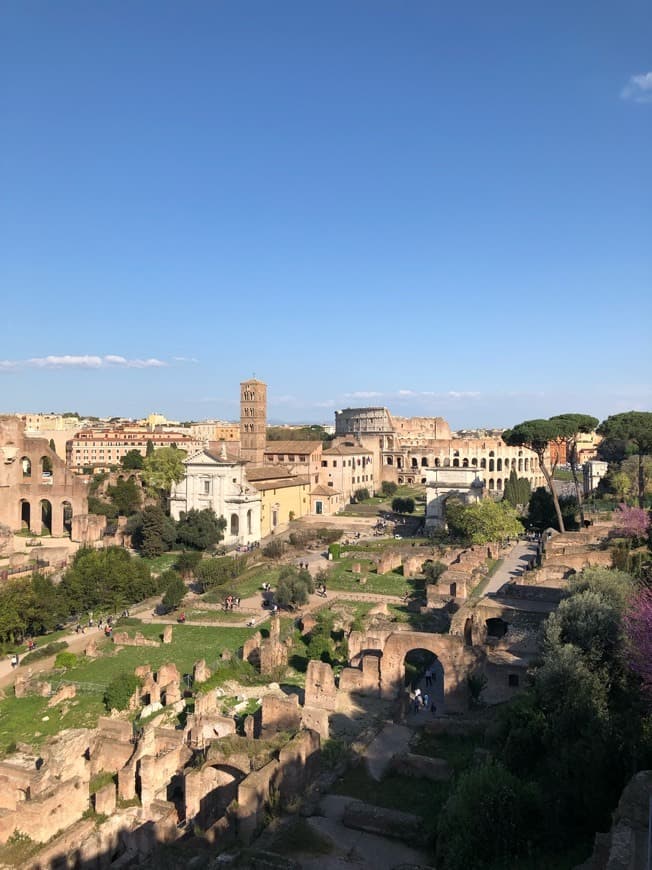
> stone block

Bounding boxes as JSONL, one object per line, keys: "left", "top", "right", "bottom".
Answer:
{"left": 94, "top": 782, "right": 117, "bottom": 816}
{"left": 163, "top": 625, "right": 173, "bottom": 644}
{"left": 48, "top": 683, "right": 76, "bottom": 707}
{"left": 193, "top": 659, "right": 210, "bottom": 683}
{"left": 300, "top": 705, "right": 329, "bottom": 739}
{"left": 304, "top": 661, "right": 337, "bottom": 711}
{"left": 261, "top": 694, "right": 301, "bottom": 734}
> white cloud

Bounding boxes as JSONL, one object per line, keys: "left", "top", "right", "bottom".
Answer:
{"left": 621, "top": 71, "right": 652, "bottom": 103}
{"left": 0, "top": 354, "right": 167, "bottom": 371}
{"left": 344, "top": 391, "right": 383, "bottom": 399}
{"left": 173, "top": 356, "right": 200, "bottom": 364}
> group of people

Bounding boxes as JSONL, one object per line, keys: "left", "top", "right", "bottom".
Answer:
{"left": 316, "top": 583, "right": 327, "bottom": 598}
{"left": 412, "top": 687, "right": 436, "bottom": 715}
{"left": 223, "top": 595, "right": 241, "bottom": 611}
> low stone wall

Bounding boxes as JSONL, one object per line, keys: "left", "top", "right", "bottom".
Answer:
{"left": 390, "top": 752, "right": 451, "bottom": 782}
{"left": 342, "top": 799, "right": 428, "bottom": 847}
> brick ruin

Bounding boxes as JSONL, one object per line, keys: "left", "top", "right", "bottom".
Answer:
{"left": 0, "top": 416, "right": 95, "bottom": 542}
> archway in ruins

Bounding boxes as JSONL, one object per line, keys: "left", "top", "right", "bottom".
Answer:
{"left": 380, "top": 631, "right": 478, "bottom": 713}
{"left": 20, "top": 499, "right": 30, "bottom": 531}
{"left": 404, "top": 648, "right": 445, "bottom": 711}
{"left": 40, "top": 499, "right": 52, "bottom": 535}
{"left": 62, "top": 500, "right": 73, "bottom": 536}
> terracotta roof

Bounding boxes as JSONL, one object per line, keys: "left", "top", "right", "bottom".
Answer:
{"left": 203, "top": 449, "right": 243, "bottom": 465}
{"left": 245, "top": 465, "right": 295, "bottom": 482}
{"left": 264, "top": 441, "right": 323, "bottom": 455}
{"left": 251, "top": 476, "right": 310, "bottom": 492}
{"left": 311, "top": 484, "right": 342, "bottom": 497}
{"left": 322, "top": 442, "right": 372, "bottom": 456}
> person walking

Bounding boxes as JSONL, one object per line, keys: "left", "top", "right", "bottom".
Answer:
{"left": 425, "top": 667, "right": 433, "bottom": 687}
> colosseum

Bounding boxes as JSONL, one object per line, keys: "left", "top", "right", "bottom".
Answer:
{"left": 334, "top": 406, "right": 546, "bottom": 494}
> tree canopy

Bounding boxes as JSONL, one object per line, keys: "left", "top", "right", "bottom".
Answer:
{"left": 598, "top": 412, "right": 652, "bottom": 506}
{"left": 141, "top": 447, "right": 187, "bottom": 499}
{"left": 503, "top": 417, "right": 577, "bottom": 531}
{"left": 445, "top": 498, "right": 523, "bottom": 544}
{"left": 176, "top": 508, "right": 226, "bottom": 551}
{"left": 549, "top": 414, "right": 599, "bottom": 525}
{"left": 121, "top": 449, "right": 144, "bottom": 470}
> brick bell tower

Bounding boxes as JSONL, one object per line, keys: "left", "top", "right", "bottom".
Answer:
{"left": 239, "top": 378, "right": 267, "bottom": 465}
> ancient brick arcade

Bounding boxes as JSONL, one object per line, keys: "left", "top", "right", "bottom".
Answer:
{"left": 0, "top": 416, "right": 88, "bottom": 537}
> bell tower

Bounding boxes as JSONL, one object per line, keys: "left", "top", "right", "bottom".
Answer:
{"left": 240, "top": 378, "right": 267, "bottom": 465}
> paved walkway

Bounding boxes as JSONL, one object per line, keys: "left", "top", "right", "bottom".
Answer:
{"left": 484, "top": 539, "right": 539, "bottom": 595}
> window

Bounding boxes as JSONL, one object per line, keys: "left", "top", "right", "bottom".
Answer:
{"left": 321, "top": 460, "right": 327, "bottom": 467}
{"left": 288, "top": 454, "right": 294, "bottom": 462}
{"left": 202, "top": 479, "right": 210, "bottom": 495}
{"left": 333, "top": 461, "right": 337, "bottom": 467}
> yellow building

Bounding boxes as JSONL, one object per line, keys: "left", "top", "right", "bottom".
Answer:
{"left": 246, "top": 466, "right": 311, "bottom": 537}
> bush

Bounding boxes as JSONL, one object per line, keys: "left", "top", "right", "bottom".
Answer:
{"left": 436, "top": 761, "right": 542, "bottom": 870}
{"left": 328, "top": 543, "right": 341, "bottom": 560}
{"left": 54, "top": 651, "right": 78, "bottom": 669}
{"left": 104, "top": 673, "right": 140, "bottom": 711}
{"left": 161, "top": 570, "right": 186, "bottom": 612}
{"left": 381, "top": 481, "right": 398, "bottom": 497}
{"left": 321, "top": 737, "right": 350, "bottom": 769}
{"left": 392, "top": 497, "right": 415, "bottom": 514}
{"left": 275, "top": 567, "right": 314, "bottom": 609}
{"left": 422, "top": 560, "right": 447, "bottom": 584}
{"left": 289, "top": 531, "right": 309, "bottom": 547}
{"left": 263, "top": 539, "right": 285, "bottom": 559}
{"left": 354, "top": 488, "right": 370, "bottom": 502}
{"left": 316, "top": 528, "right": 343, "bottom": 544}
{"left": 20, "top": 641, "right": 68, "bottom": 666}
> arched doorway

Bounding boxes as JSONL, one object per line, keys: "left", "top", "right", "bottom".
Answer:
{"left": 40, "top": 499, "right": 52, "bottom": 535}
{"left": 62, "top": 500, "right": 73, "bottom": 536}
{"left": 21, "top": 457, "right": 32, "bottom": 478}
{"left": 380, "top": 631, "right": 477, "bottom": 712}
{"left": 230, "top": 514, "right": 239, "bottom": 537}
{"left": 20, "top": 499, "right": 30, "bottom": 530}
{"left": 404, "top": 648, "right": 445, "bottom": 714}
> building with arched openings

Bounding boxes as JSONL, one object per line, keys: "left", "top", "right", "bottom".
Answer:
{"left": 0, "top": 416, "right": 88, "bottom": 537}
{"left": 335, "top": 407, "right": 546, "bottom": 494}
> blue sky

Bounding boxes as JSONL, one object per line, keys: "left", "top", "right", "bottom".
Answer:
{"left": 1, "top": 1, "right": 650, "bottom": 428}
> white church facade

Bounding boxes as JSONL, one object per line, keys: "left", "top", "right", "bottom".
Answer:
{"left": 169, "top": 447, "right": 262, "bottom": 547}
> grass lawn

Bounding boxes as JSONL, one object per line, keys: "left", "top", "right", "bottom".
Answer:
{"left": 342, "top": 537, "right": 432, "bottom": 553}
{"left": 332, "top": 763, "right": 447, "bottom": 837}
{"left": 325, "top": 557, "right": 422, "bottom": 597}
{"left": 0, "top": 693, "right": 105, "bottom": 757}
{"left": 135, "top": 551, "right": 181, "bottom": 573}
{"left": 184, "top": 608, "right": 261, "bottom": 623}
{"left": 53, "top": 623, "right": 258, "bottom": 687}
{"left": 468, "top": 558, "right": 503, "bottom": 598}
{"left": 202, "top": 565, "right": 280, "bottom": 603}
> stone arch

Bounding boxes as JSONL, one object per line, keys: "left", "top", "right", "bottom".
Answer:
{"left": 453, "top": 458, "right": 459, "bottom": 467}
{"left": 471, "top": 457, "right": 478, "bottom": 466}
{"left": 463, "top": 618, "right": 474, "bottom": 647}
{"left": 524, "top": 458, "right": 529, "bottom": 471}
{"left": 407, "top": 477, "right": 414, "bottom": 484}
{"left": 396, "top": 457, "right": 402, "bottom": 469}
{"left": 496, "top": 458, "right": 502, "bottom": 471}
{"left": 411, "top": 457, "right": 418, "bottom": 468}
{"left": 21, "top": 456, "right": 32, "bottom": 478}
{"left": 20, "top": 499, "right": 30, "bottom": 530}
{"left": 247, "top": 509, "right": 252, "bottom": 536}
{"left": 40, "top": 499, "right": 52, "bottom": 534}
{"left": 489, "top": 459, "right": 495, "bottom": 472}
{"left": 386, "top": 456, "right": 393, "bottom": 466}
{"left": 398, "top": 476, "right": 404, "bottom": 484}
{"left": 462, "top": 458, "right": 469, "bottom": 468}
{"left": 497, "top": 478, "right": 503, "bottom": 491}
{"left": 421, "top": 477, "right": 427, "bottom": 484}
{"left": 480, "top": 458, "right": 487, "bottom": 469}
{"left": 62, "top": 500, "right": 73, "bottom": 535}
{"left": 518, "top": 458, "right": 523, "bottom": 471}
{"left": 421, "top": 457, "right": 428, "bottom": 467}
{"left": 40, "top": 455, "right": 53, "bottom": 476}
{"left": 230, "top": 514, "right": 239, "bottom": 537}
{"left": 443, "top": 457, "right": 450, "bottom": 467}
{"left": 488, "top": 478, "right": 495, "bottom": 491}
{"left": 379, "top": 631, "right": 478, "bottom": 712}
{"left": 434, "top": 458, "right": 441, "bottom": 467}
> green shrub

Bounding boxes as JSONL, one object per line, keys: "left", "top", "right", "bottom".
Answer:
{"left": 321, "top": 737, "right": 350, "bottom": 769}
{"left": 20, "top": 641, "right": 67, "bottom": 666}
{"left": 354, "top": 488, "right": 370, "bottom": 502}
{"left": 103, "top": 673, "right": 140, "bottom": 711}
{"left": 54, "top": 651, "right": 78, "bottom": 669}
{"left": 316, "top": 528, "right": 343, "bottom": 544}
{"left": 381, "top": 481, "right": 398, "bottom": 497}
{"left": 328, "top": 543, "right": 341, "bottom": 560}
{"left": 263, "top": 539, "right": 285, "bottom": 558}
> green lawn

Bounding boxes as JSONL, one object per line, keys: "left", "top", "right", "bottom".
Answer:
{"left": 134, "top": 552, "right": 181, "bottom": 573}
{"left": 202, "top": 565, "right": 280, "bottom": 602}
{"left": 325, "top": 557, "right": 423, "bottom": 597}
{"left": 332, "top": 763, "right": 447, "bottom": 837}
{"left": 52, "top": 623, "right": 258, "bottom": 687}
{"left": 0, "top": 693, "right": 105, "bottom": 757}
{"left": 184, "top": 608, "right": 262, "bottom": 623}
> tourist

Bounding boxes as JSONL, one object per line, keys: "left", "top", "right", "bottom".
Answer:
{"left": 10, "top": 654, "right": 18, "bottom": 668}
{"left": 414, "top": 687, "right": 422, "bottom": 712}
{"left": 430, "top": 700, "right": 437, "bottom": 715}
{"left": 425, "top": 667, "right": 433, "bottom": 687}
{"left": 423, "top": 692, "right": 430, "bottom": 710}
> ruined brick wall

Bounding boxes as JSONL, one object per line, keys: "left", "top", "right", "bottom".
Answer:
{"left": 260, "top": 694, "right": 301, "bottom": 734}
